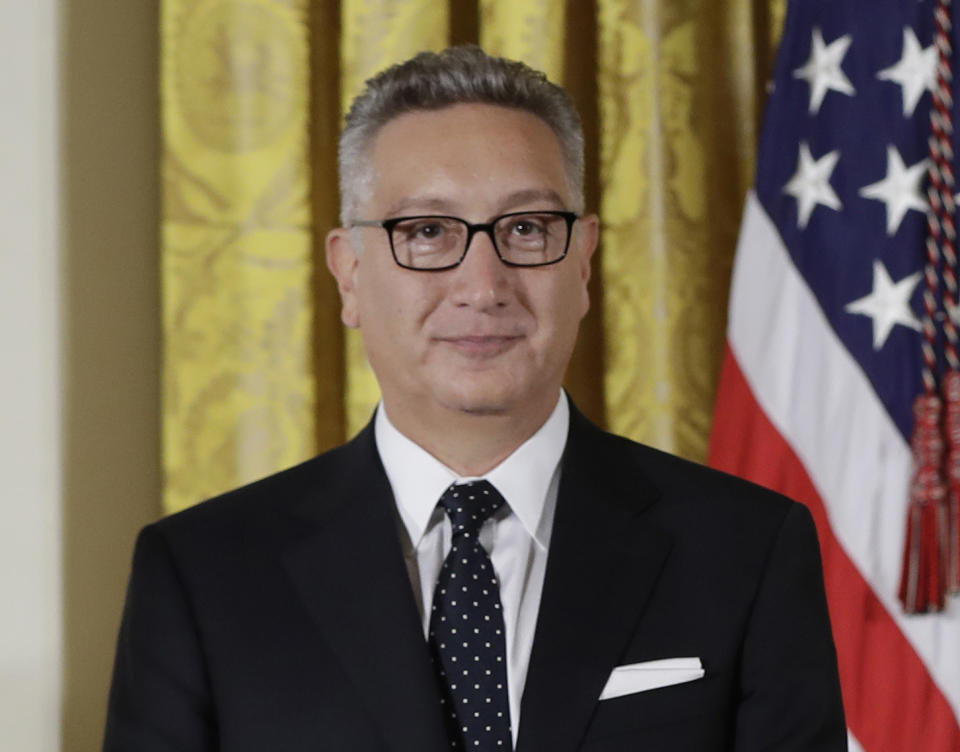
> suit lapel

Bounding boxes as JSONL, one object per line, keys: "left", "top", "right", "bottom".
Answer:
{"left": 282, "top": 423, "right": 448, "bottom": 752}
{"left": 517, "top": 409, "right": 673, "bottom": 752}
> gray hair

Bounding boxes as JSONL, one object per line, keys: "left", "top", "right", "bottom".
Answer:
{"left": 338, "top": 45, "right": 585, "bottom": 225}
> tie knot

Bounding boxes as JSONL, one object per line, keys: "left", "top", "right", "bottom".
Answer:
{"left": 438, "top": 480, "right": 505, "bottom": 538}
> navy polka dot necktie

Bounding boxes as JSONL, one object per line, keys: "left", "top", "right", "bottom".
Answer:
{"left": 428, "top": 480, "right": 513, "bottom": 750}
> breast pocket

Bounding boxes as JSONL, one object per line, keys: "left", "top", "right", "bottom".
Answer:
{"left": 579, "top": 671, "right": 733, "bottom": 751}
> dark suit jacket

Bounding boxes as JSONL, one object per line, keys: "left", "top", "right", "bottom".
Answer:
{"left": 104, "top": 407, "right": 846, "bottom": 751}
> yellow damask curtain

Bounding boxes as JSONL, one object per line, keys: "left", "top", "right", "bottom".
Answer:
{"left": 598, "top": 0, "right": 786, "bottom": 459}
{"left": 161, "top": 0, "right": 319, "bottom": 514}
{"left": 160, "top": 0, "right": 786, "bottom": 514}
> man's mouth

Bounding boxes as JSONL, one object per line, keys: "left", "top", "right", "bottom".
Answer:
{"left": 437, "top": 335, "right": 523, "bottom": 356}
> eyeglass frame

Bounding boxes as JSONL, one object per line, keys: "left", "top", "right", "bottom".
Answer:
{"left": 349, "top": 210, "right": 580, "bottom": 271}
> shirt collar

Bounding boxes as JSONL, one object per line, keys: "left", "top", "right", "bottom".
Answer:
{"left": 375, "top": 393, "right": 569, "bottom": 552}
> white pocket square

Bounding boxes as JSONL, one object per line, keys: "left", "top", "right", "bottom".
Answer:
{"left": 599, "top": 657, "right": 705, "bottom": 701}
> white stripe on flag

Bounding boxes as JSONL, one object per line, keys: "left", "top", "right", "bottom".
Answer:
{"left": 728, "top": 190, "right": 960, "bottom": 722}
{"left": 848, "top": 730, "right": 865, "bottom": 752}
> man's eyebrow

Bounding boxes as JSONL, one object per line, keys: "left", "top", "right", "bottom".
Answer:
{"left": 496, "top": 189, "right": 567, "bottom": 212}
{"left": 383, "top": 196, "right": 456, "bottom": 217}
{"left": 383, "top": 189, "right": 569, "bottom": 218}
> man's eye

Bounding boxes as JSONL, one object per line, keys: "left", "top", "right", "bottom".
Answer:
{"left": 398, "top": 221, "right": 448, "bottom": 242}
{"left": 410, "top": 223, "right": 443, "bottom": 238}
{"left": 509, "top": 219, "right": 546, "bottom": 236}
{"left": 416, "top": 223, "right": 445, "bottom": 239}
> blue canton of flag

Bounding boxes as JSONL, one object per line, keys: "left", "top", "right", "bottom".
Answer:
{"left": 756, "top": 0, "right": 946, "bottom": 441}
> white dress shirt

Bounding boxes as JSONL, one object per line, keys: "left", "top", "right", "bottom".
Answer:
{"left": 374, "top": 393, "right": 569, "bottom": 745}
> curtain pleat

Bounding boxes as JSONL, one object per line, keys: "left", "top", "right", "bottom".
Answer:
{"left": 597, "top": 0, "right": 784, "bottom": 461}
{"left": 479, "top": 0, "right": 565, "bottom": 81}
{"left": 309, "top": 0, "right": 348, "bottom": 456}
{"left": 161, "top": 0, "right": 317, "bottom": 514}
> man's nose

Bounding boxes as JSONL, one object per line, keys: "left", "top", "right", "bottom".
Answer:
{"left": 450, "top": 228, "right": 510, "bottom": 309}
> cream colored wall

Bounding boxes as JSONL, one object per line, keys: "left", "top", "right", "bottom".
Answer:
{"left": 1, "top": 0, "right": 63, "bottom": 747}
{"left": 59, "top": 0, "right": 161, "bottom": 749}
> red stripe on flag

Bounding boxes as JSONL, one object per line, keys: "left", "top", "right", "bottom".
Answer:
{"left": 709, "top": 345, "right": 960, "bottom": 751}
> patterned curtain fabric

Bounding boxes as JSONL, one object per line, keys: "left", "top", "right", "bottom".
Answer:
{"left": 160, "top": 0, "right": 786, "bottom": 514}
{"left": 598, "top": 0, "right": 786, "bottom": 459}
{"left": 479, "top": 0, "right": 566, "bottom": 80}
{"left": 161, "top": 0, "right": 319, "bottom": 514}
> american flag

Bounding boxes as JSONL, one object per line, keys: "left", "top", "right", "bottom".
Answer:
{"left": 709, "top": 0, "right": 960, "bottom": 748}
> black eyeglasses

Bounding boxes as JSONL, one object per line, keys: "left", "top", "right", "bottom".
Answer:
{"left": 350, "top": 210, "right": 579, "bottom": 271}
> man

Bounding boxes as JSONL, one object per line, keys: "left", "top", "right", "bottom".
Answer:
{"left": 105, "top": 46, "right": 846, "bottom": 751}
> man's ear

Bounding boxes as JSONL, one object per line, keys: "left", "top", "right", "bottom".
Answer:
{"left": 575, "top": 213, "right": 599, "bottom": 315}
{"left": 325, "top": 228, "right": 361, "bottom": 329}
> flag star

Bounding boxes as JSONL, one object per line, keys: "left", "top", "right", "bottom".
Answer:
{"left": 877, "top": 27, "right": 938, "bottom": 117}
{"left": 845, "top": 260, "right": 921, "bottom": 349}
{"left": 793, "top": 28, "right": 856, "bottom": 113}
{"left": 783, "top": 142, "right": 842, "bottom": 228}
{"left": 859, "top": 145, "right": 929, "bottom": 235}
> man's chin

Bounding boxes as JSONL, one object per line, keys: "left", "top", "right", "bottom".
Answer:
{"left": 436, "top": 385, "right": 518, "bottom": 417}
{"left": 444, "top": 396, "right": 513, "bottom": 417}
{"left": 458, "top": 403, "right": 511, "bottom": 417}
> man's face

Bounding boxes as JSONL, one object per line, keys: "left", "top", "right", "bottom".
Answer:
{"left": 327, "top": 103, "right": 597, "bottom": 427}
